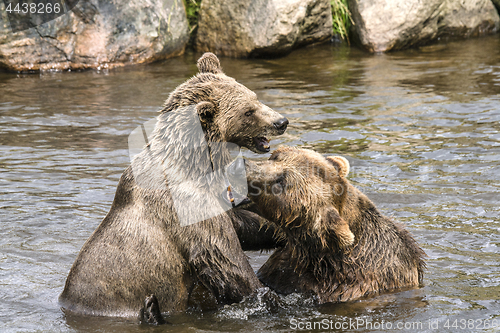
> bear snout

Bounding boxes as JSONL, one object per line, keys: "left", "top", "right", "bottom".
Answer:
{"left": 243, "top": 160, "right": 266, "bottom": 197}
{"left": 243, "top": 160, "right": 259, "bottom": 182}
{"left": 257, "top": 104, "right": 288, "bottom": 136}
{"left": 273, "top": 117, "right": 289, "bottom": 134}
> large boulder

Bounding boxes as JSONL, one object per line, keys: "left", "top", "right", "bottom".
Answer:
{"left": 349, "top": 0, "right": 500, "bottom": 52}
{"left": 492, "top": 0, "right": 500, "bottom": 14}
{"left": 195, "top": 0, "right": 333, "bottom": 58}
{"left": 0, "top": 0, "right": 189, "bottom": 71}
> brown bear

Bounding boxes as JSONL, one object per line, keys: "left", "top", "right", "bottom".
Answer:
{"left": 244, "top": 146, "right": 426, "bottom": 303}
{"left": 59, "top": 53, "right": 288, "bottom": 320}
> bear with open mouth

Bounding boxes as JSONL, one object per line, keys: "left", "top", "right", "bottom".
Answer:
{"left": 59, "top": 53, "right": 288, "bottom": 321}
{"left": 245, "top": 146, "right": 426, "bottom": 303}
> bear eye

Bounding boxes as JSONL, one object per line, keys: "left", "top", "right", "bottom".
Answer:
{"left": 276, "top": 176, "right": 285, "bottom": 186}
{"left": 244, "top": 109, "right": 255, "bottom": 117}
{"left": 270, "top": 177, "right": 286, "bottom": 195}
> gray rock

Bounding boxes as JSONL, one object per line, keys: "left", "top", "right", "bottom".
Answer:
{"left": 349, "top": 0, "right": 500, "bottom": 52}
{"left": 195, "top": 0, "right": 332, "bottom": 58}
{"left": 491, "top": 0, "right": 500, "bottom": 14}
{"left": 0, "top": 0, "right": 189, "bottom": 71}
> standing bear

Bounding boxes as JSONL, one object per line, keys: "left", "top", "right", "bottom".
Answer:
{"left": 245, "top": 146, "right": 426, "bottom": 303}
{"left": 59, "top": 53, "right": 288, "bottom": 319}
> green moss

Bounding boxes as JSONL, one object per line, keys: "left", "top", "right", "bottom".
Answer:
{"left": 331, "top": 0, "right": 353, "bottom": 44}
{"left": 183, "top": 0, "right": 202, "bottom": 34}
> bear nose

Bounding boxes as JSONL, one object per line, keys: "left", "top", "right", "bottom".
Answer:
{"left": 273, "top": 117, "right": 289, "bottom": 133}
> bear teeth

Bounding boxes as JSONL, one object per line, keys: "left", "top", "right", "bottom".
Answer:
{"left": 253, "top": 136, "right": 270, "bottom": 152}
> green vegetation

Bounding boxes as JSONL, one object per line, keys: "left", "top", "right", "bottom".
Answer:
{"left": 331, "top": 0, "right": 354, "bottom": 44}
{"left": 183, "top": 0, "right": 202, "bottom": 34}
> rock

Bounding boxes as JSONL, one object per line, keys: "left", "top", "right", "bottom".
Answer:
{"left": 195, "top": 0, "right": 332, "bottom": 58}
{"left": 0, "top": 0, "right": 189, "bottom": 71}
{"left": 349, "top": 0, "right": 500, "bottom": 53}
{"left": 492, "top": 0, "right": 500, "bottom": 14}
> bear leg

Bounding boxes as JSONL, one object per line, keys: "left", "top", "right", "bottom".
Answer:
{"left": 140, "top": 295, "right": 168, "bottom": 325}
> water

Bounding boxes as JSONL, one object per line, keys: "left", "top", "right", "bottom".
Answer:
{"left": 1, "top": 35, "right": 499, "bottom": 332}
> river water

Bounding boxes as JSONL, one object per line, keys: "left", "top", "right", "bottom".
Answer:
{"left": 1, "top": 35, "right": 499, "bottom": 332}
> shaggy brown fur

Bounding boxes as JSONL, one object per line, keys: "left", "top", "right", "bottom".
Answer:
{"left": 59, "top": 53, "right": 287, "bottom": 319}
{"left": 245, "top": 146, "right": 426, "bottom": 303}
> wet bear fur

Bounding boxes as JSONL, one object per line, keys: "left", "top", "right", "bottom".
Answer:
{"left": 245, "top": 146, "right": 426, "bottom": 303}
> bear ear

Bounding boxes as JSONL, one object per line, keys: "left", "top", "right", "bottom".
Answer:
{"left": 197, "top": 52, "right": 223, "bottom": 74}
{"left": 196, "top": 101, "right": 216, "bottom": 125}
{"left": 314, "top": 207, "right": 354, "bottom": 250}
{"left": 326, "top": 156, "right": 350, "bottom": 177}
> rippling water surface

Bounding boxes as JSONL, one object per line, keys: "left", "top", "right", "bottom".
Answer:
{"left": 1, "top": 35, "right": 499, "bottom": 332}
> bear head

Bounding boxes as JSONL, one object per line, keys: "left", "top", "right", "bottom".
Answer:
{"left": 162, "top": 52, "right": 288, "bottom": 154}
{"left": 245, "top": 146, "right": 354, "bottom": 249}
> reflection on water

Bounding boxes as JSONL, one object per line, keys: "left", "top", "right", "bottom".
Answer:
{"left": 1, "top": 35, "right": 499, "bottom": 332}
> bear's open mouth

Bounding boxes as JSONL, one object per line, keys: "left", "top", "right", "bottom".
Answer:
{"left": 253, "top": 136, "right": 270, "bottom": 153}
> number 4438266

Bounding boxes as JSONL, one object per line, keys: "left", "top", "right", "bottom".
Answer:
{"left": 5, "top": 2, "right": 61, "bottom": 14}
{"left": 444, "top": 318, "right": 498, "bottom": 330}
